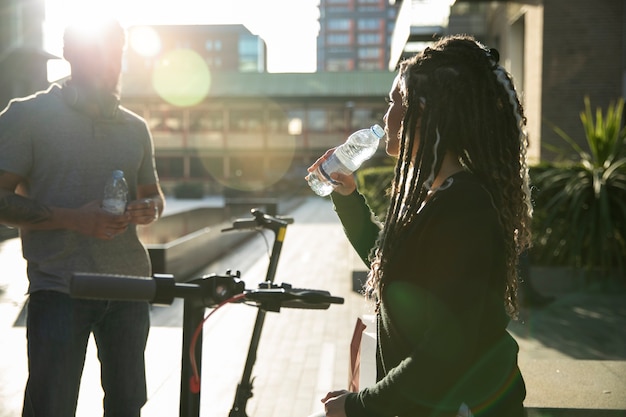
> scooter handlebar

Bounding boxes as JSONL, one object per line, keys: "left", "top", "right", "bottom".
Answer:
{"left": 70, "top": 273, "right": 158, "bottom": 302}
{"left": 244, "top": 288, "right": 344, "bottom": 310}
{"left": 70, "top": 273, "right": 344, "bottom": 311}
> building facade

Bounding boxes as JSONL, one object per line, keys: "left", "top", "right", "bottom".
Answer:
{"left": 317, "top": 0, "right": 400, "bottom": 71}
{"left": 389, "top": 0, "right": 625, "bottom": 162}
{"left": 2, "top": 1, "right": 623, "bottom": 197}
{"left": 125, "top": 24, "right": 267, "bottom": 75}
{"left": 121, "top": 71, "right": 395, "bottom": 195}
{"left": 0, "top": 0, "right": 54, "bottom": 110}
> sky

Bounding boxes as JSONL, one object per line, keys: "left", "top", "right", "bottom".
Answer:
{"left": 43, "top": 0, "right": 321, "bottom": 79}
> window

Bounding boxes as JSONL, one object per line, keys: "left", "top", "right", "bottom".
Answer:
{"left": 229, "top": 109, "right": 263, "bottom": 132}
{"left": 351, "top": 107, "right": 386, "bottom": 131}
{"left": 148, "top": 110, "right": 183, "bottom": 132}
{"left": 268, "top": 109, "right": 289, "bottom": 133}
{"left": 190, "top": 109, "right": 223, "bottom": 132}
{"left": 155, "top": 157, "right": 184, "bottom": 178}
{"left": 357, "top": 19, "right": 381, "bottom": 31}
{"left": 357, "top": 34, "right": 382, "bottom": 45}
{"left": 327, "top": 19, "right": 351, "bottom": 31}
{"left": 327, "top": 34, "right": 351, "bottom": 45}
{"left": 287, "top": 110, "right": 305, "bottom": 135}
{"left": 239, "top": 34, "right": 261, "bottom": 72}
{"left": 326, "top": 0, "right": 350, "bottom": 10}
{"left": 328, "top": 108, "right": 346, "bottom": 132}
{"left": 326, "top": 58, "right": 354, "bottom": 71}
{"left": 358, "top": 61, "right": 382, "bottom": 70}
{"left": 358, "top": 47, "right": 382, "bottom": 59}
{"left": 307, "top": 109, "right": 328, "bottom": 132}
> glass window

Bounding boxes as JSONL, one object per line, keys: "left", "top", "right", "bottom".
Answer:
{"left": 328, "top": 108, "right": 346, "bottom": 132}
{"left": 239, "top": 36, "right": 258, "bottom": 55}
{"left": 358, "top": 47, "right": 382, "bottom": 59}
{"left": 352, "top": 107, "right": 386, "bottom": 130}
{"left": 327, "top": 19, "right": 351, "bottom": 31}
{"left": 229, "top": 109, "right": 263, "bottom": 132}
{"left": 239, "top": 34, "right": 260, "bottom": 72}
{"left": 357, "top": 19, "right": 381, "bottom": 31}
{"left": 268, "top": 109, "right": 289, "bottom": 133}
{"left": 326, "top": 59, "right": 354, "bottom": 71}
{"left": 327, "top": 34, "right": 351, "bottom": 45}
{"left": 357, "top": 33, "right": 382, "bottom": 44}
{"left": 155, "top": 157, "right": 184, "bottom": 178}
{"left": 190, "top": 109, "right": 223, "bottom": 132}
{"left": 148, "top": 110, "right": 183, "bottom": 132}
{"left": 307, "top": 109, "right": 328, "bottom": 132}
{"left": 358, "top": 61, "right": 383, "bottom": 70}
{"left": 287, "top": 110, "right": 305, "bottom": 135}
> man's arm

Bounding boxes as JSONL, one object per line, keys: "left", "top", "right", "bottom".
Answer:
{"left": 0, "top": 170, "right": 55, "bottom": 228}
{"left": 0, "top": 169, "right": 128, "bottom": 239}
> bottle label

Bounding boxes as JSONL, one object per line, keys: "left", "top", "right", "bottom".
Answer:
{"left": 318, "top": 163, "right": 340, "bottom": 185}
{"left": 102, "top": 199, "right": 126, "bottom": 215}
{"left": 320, "top": 153, "right": 352, "bottom": 184}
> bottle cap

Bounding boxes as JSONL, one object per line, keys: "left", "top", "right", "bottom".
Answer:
{"left": 371, "top": 124, "right": 385, "bottom": 138}
{"left": 112, "top": 170, "right": 124, "bottom": 179}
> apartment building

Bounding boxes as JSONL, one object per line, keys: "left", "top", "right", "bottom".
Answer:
{"left": 317, "top": 0, "right": 400, "bottom": 71}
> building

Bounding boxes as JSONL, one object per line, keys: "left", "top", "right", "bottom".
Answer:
{"left": 389, "top": 0, "right": 626, "bottom": 161}
{"left": 317, "top": 0, "right": 400, "bottom": 71}
{"left": 121, "top": 70, "right": 395, "bottom": 195}
{"left": 0, "top": 0, "right": 55, "bottom": 110}
{"left": 125, "top": 24, "right": 267, "bottom": 75}
{"left": 2, "top": 0, "right": 623, "bottom": 194}
{"left": 120, "top": 23, "right": 393, "bottom": 195}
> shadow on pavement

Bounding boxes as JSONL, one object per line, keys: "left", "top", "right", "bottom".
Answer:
{"left": 508, "top": 292, "right": 626, "bottom": 360}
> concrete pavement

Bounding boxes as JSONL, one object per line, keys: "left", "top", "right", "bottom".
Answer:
{"left": 1, "top": 196, "right": 625, "bottom": 417}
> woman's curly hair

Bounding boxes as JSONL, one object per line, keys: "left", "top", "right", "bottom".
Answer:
{"left": 368, "top": 34, "right": 533, "bottom": 318}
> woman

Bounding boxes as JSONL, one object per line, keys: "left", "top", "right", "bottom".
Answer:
{"left": 309, "top": 35, "right": 532, "bottom": 417}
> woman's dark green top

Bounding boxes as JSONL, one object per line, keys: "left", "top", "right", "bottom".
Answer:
{"left": 331, "top": 171, "right": 525, "bottom": 417}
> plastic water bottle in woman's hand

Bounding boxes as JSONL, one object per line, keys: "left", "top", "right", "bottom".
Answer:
{"left": 307, "top": 124, "right": 384, "bottom": 197}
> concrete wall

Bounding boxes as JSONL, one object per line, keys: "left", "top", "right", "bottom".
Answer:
{"left": 540, "top": 0, "right": 625, "bottom": 160}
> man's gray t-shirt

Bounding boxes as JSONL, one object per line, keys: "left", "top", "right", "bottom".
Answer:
{"left": 0, "top": 84, "right": 159, "bottom": 294}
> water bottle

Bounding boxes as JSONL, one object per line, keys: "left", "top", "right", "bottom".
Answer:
{"left": 307, "top": 124, "right": 385, "bottom": 196}
{"left": 102, "top": 170, "right": 128, "bottom": 215}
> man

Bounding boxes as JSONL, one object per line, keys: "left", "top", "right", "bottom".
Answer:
{"left": 0, "top": 16, "right": 164, "bottom": 417}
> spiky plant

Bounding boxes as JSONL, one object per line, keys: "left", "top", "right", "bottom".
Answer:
{"left": 530, "top": 97, "right": 626, "bottom": 282}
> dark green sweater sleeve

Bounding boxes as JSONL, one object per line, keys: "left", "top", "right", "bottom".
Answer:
{"left": 331, "top": 190, "right": 382, "bottom": 267}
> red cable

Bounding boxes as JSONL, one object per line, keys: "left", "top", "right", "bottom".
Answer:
{"left": 188, "top": 293, "right": 247, "bottom": 393}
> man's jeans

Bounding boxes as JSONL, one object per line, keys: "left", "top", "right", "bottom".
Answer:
{"left": 22, "top": 291, "right": 150, "bottom": 417}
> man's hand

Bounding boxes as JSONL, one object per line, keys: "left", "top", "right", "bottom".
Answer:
{"left": 126, "top": 198, "right": 159, "bottom": 225}
{"left": 71, "top": 200, "right": 130, "bottom": 240}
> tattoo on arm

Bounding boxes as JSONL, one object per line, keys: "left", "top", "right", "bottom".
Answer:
{"left": 0, "top": 194, "right": 53, "bottom": 225}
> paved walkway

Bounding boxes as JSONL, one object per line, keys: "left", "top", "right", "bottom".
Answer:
{"left": 1, "top": 197, "right": 625, "bottom": 417}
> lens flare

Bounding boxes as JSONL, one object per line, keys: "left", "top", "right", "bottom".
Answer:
{"left": 129, "top": 26, "right": 161, "bottom": 57}
{"left": 152, "top": 49, "right": 211, "bottom": 107}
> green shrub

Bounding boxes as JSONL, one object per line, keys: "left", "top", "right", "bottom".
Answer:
{"left": 355, "top": 163, "right": 395, "bottom": 219}
{"left": 530, "top": 97, "right": 626, "bottom": 281}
